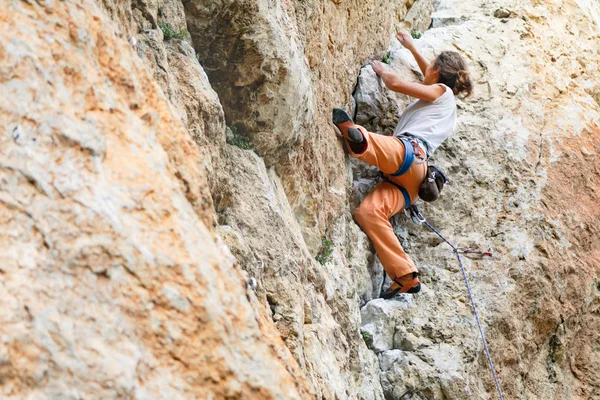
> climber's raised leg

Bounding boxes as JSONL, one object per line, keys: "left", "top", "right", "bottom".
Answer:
{"left": 333, "top": 108, "right": 410, "bottom": 175}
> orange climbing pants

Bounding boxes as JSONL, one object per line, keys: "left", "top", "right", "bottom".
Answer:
{"left": 346, "top": 126, "right": 427, "bottom": 281}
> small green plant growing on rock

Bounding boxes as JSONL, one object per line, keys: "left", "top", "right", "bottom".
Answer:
{"left": 382, "top": 50, "right": 392, "bottom": 64}
{"left": 411, "top": 30, "right": 422, "bottom": 39}
{"left": 159, "top": 22, "right": 190, "bottom": 41}
{"left": 315, "top": 236, "right": 334, "bottom": 265}
{"left": 227, "top": 125, "right": 252, "bottom": 150}
{"left": 361, "top": 331, "right": 373, "bottom": 346}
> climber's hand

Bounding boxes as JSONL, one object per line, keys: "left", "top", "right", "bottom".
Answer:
{"left": 370, "top": 60, "right": 387, "bottom": 76}
{"left": 396, "top": 30, "right": 415, "bottom": 50}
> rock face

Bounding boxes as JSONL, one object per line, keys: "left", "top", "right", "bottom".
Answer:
{"left": 2, "top": 0, "right": 434, "bottom": 398}
{"left": 184, "top": 0, "right": 314, "bottom": 165}
{"left": 3, "top": 0, "right": 600, "bottom": 399}
{"left": 0, "top": 1, "right": 310, "bottom": 399}
{"left": 184, "top": 0, "right": 435, "bottom": 251}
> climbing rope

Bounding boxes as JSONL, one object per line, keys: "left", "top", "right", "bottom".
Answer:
{"left": 407, "top": 206, "right": 505, "bottom": 400}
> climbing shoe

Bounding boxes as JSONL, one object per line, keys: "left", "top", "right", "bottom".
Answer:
{"left": 332, "top": 109, "right": 363, "bottom": 142}
{"left": 381, "top": 272, "right": 421, "bottom": 299}
{"left": 332, "top": 108, "right": 353, "bottom": 125}
{"left": 332, "top": 108, "right": 366, "bottom": 152}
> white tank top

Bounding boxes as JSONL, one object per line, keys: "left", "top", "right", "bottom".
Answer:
{"left": 393, "top": 84, "right": 456, "bottom": 156}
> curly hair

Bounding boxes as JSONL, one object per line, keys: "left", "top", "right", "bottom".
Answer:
{"left": 433, "top": 51, "right": 473, "bottom": 97}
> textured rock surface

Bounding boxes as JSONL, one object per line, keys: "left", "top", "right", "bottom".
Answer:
{"left": 0, "top": 1, "right": 310, "bottom": 398}
{"left": 184, "top": 0, "right": 435, "bottom": 251}
{"left": 3, "top": 0, "right": 437, "bottom": 398}
{"left": 99, "top": 0, "right": 225, "bottom": 197}
{"left": 99, "top": 0, "right": 432, "bottom": 397}
{"left": 3, "top": 0, "right": 600, "bottom": 398}
{"left": 211, "top": 145, "right": 381, "bottom": 398}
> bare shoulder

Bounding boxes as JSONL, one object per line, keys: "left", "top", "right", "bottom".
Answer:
{"left": 432, "top": 84, "right": 449, "bottom": 102}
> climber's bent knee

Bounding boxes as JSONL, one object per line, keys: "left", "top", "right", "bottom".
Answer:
{"left": 354, "top": 203, "right": 379, "bottom": 230}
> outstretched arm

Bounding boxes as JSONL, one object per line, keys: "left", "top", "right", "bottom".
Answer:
{"left": 371, "top": 60, "right": 444, "bottom": 102}
{"left": 396, "top": 31, "right": 429, "bottom": 77}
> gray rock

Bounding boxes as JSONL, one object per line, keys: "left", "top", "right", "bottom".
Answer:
{"left": 184, "top": 0, "right": 315, "bottom": 166}
{"left": 379, "top": 350, "right": 444, "bottom": 399}
{"left": 361, "top": 300, "right": 402, "bottom": 352}
{"left": 493, "top": 8, "right": 511, "bottom": 18}
{"left": 403, "top": 0, "right": 434, "bottom": 34}
{"left": 379, "top": 347, "right": 469, "bottom": 400}
{"left": 393, "top": 327, "right": 433, "bottom": 351}
{"left": 353, "top": 65, "right": 402, "bottom": 135}
{"left": 370, "top": 256, "right": 386, "bottom": 299}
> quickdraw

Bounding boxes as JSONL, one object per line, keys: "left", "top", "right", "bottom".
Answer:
{"left": 458, "top": 248, "right": 493, "bottom": 258}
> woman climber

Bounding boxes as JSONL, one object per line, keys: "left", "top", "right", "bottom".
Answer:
{"left": 333, "top": 31, "right": 472, "bottom": 299}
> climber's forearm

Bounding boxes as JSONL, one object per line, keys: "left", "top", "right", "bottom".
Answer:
{"left": 386, "top": 77, "right": 443, "bottom": 102}
{"left": 371, "top": 60, "right": 443, "bottom": 101}
{"left": 410, "top": 48, "right": 430, "bottom": 77}
{"left": 378, "top": 69, "right": 403, "bottom": 92}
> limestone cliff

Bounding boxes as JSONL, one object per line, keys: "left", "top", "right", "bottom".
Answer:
{"left": 1, "top": 0, "right": 600, "bottom": 399}
{"left": 0, "top": 1, "right": 309, "bottom": 398}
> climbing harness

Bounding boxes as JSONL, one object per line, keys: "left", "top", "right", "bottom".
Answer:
{"left": 390, "top": 137, "right": 415, "bottom": 176}
{"left": 390, "top": 137, "right": 427, "bottom": 178}
{"left": 381, "top": 137, "right": 428, "bottom": 211}
{"left": 385, "top": 136, "right": 445, "bottom": 208}
{"left": 406, "top": 205, "right": 505, "bottom": 400}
